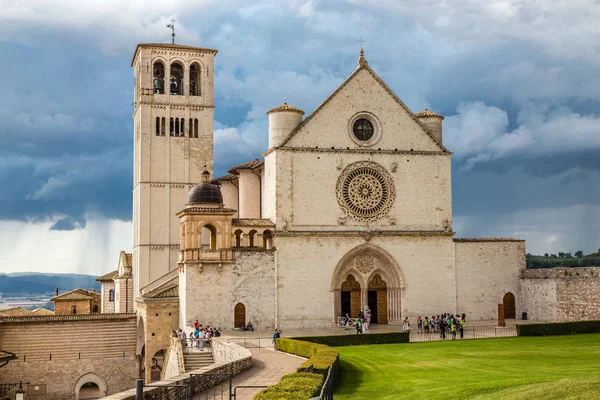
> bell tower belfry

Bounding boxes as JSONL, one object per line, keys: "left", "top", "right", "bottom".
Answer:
{"left": 131, "top": 44, "right": 217, "bottom": 299}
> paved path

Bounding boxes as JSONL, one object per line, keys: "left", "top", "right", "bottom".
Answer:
{"left": 194, "top": 348, "right": 303, "bottom": 400}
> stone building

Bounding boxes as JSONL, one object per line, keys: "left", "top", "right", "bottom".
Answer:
{"left": 97, "top": 251, "right": 135, "bottom": 314}
{"left": 130, "top": 43, "right": 527, "bottom": 338}
{"left": 51, "top": 289, "right": 101, "bottom": 315}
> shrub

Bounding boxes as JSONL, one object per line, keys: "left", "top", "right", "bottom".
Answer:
{"left": 517, "top": 320, "right": 600, "bottom": 336}
{"left": 253, "top": 372, "right": 323, "bottom": 400}
{"left": 291, "top": 331, "right": 409, "bottom": 347}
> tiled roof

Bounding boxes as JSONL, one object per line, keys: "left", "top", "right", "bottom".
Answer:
{"left": 232, "top": 218, "right": 275, "bottom": 227}
{"left": 179, "top": 207, "right": 237, "bottom": 214}
{"left": 415, "top": 108, "right": 444, "bottom": 119}
{"left": 96, "top": 269, "right": 118, "bottom": 282}
{"left": 0, "top": 307, "right": 32, "bottom": 317}
{"left": 211, "top": 173, "right": 238, "bottom": 183}
{"left": 227, "top": 159, "right": 264, "bottom": 174}
{"left": 131, "top": 43, "right": 218, "bottom": 65}
{"left": 31, "top": 307, "right": 54, "bottom": 315}
{"left": 51, "top": 288, "right": 101, "bottom": 302}
{"left": 143, "top": 276, "right": 179, "bottom": 299}
{"left": 267, "top": 102, "right": 305, "bottom": 115}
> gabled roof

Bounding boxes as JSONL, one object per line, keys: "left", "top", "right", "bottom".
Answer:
{"left": 227, "top": 159, "right": 264, "bottom": 175}
{"left": 51, "top": 288, "right": 101, "bottom": 302}
{"left": 278, "top": 59, "right": 449, "bottom": 153}
{"left": 0, "top": 307, "right": 32, "bottom": 317}
{"left": 96, "top": 269, "right": 118, "bottom": 282}
{"left": 119, "top": 251, "right": 132, "bottom": 268}
{"left": 142, "top": 276, "right": 179, "bottom": 299}
{"left": 232, "top": 218, "right": 275, "bottom": 227}
{"left": 31, "top": 307, "right": 54, "bottom": 316}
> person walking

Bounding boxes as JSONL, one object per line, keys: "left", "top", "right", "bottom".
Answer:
{"left": 417, "top": 316, "right": 423, "bottom": 333}
{"left": 424, "top": 317, "right": 429, "bottom": 333}
{"left": 459, "top": 318, "right": 464, "bottom": 339}
{"left": 355, "top": 318, "right": 362, "bottom": 334}
{"left": 402, "top": 317, "right": 410, "bottom": 331}
{"left": 344, "top": 313, "right": 351, "bottom": 330}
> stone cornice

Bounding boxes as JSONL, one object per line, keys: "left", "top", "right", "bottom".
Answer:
{"left": 131, "top": 43, "right": 218, "bottom": 66}
{"left": 140, "top": 101, "right": 215, "bottom": 109}
{"left": 274, "top": 230, "right": 455, "bottom": 238}
{"left": 454, "top": 238, "right": 525, "bottom": 242}
{"left": 0, "top": 312, "right": 136, "bottom": 324}
{"left": 263, "top": 146, "right": 452, "bottom": 157}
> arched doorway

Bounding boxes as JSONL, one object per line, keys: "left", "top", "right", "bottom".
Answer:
{"left": 150, "top": 350, "right": 165, "bottom": 382}
{"left": 73, "top": 373, "right": 107, "bottom": 400}
{"left": 234, "top": 303, "right": 246, "bottom": 329}
{"left": 367, "top": 274, "right": 388, "bottom": 324}
{"left": 341, "top": 275, "right": 361, "bottom": 318}
{"left": 503, "top": 292, "right": 516, "bottom": 319}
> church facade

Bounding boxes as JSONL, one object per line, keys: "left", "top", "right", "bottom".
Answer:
{"left": 130, "top": 43, "right": 525, "bottom": 332}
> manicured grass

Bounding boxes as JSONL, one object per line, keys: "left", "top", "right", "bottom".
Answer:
{"left": 335, "top": 333, "right": 600, "bottom": 399}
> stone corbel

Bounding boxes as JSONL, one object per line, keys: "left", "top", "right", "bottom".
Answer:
{"left": 391, "top": 162, "right": 398, "bottom": 173}
{"left": 216, "top": 263, "right": 223, "bottom": 273}
{"left": 337, "top": 215, "right": 347, "bottom": 225}
{"left": 198, "top": 264, "right": 204, "bottom": 274}
{"left": 388, "top": 216, "right": 396, "bottom": 225}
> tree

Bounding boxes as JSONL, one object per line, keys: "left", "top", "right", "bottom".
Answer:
{"left": 565, "top": 252, "right": 573, "bottom": 259}
{"left": 558, "top": 252, "right": 565, "bottom": 259}
{"left": 575, "top": 251, "right": 584, "bottom": 258}
{"left": 550, "top": 254, "right": 558, "bottom": 258}
{"left": 544, "top": 253, "right": 549, "bottom": 257}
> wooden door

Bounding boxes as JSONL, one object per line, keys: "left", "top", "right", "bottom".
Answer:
{"left": 350, "top": 291, "right": 361, "bottom": 318}
{"left": 377, "top": 289, "right": 388, "bottom": 324}
{"left": 234, "top": 303, "right": 245, "bottom": 328}
{"left": 503, "top": 293, "right": 516, "bottom": 319}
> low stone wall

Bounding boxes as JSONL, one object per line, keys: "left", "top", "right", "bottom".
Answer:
{"left": 101, "top": 339, "right": 252, "bottom": 399}
{"left": 521, "top": 267, "right": 600, "bottom": 321}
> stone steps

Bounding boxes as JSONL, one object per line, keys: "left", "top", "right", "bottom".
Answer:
{"left": 184, "top": 352, "right": 214, "bottom": 372}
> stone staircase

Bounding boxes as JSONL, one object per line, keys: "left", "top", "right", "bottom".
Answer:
{"left": 183, "top": 350, "right": 214, "bottom": 372}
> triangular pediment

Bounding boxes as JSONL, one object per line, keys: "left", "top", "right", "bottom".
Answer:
{"left": 279, "top": 64, "right": 448, "bottom": 153}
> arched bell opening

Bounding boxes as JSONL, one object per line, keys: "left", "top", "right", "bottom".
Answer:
{"left": 263, "top": 230, "right": 273, "bottom": 249}
{"left": 152, "top": 61, "right": 165, "bottom": 94}
{"left": 189, "top": 63, "right": 201, "bottom": 96}
{"left": 169, "top": 62, "right": 184, "bottom": 95}
{"left": 201, "top": 224, "right": 218, "bottom": 250}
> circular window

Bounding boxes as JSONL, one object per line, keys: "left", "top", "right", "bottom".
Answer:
{"left": 336, "top": 161, "right": 395, "bottom": 222}
{"left": 353, "top": 119, "right": 374, "bottom": 141}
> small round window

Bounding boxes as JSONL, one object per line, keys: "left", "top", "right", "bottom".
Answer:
{"left": 352, "top": 119, "right": 374, "bottom": 141}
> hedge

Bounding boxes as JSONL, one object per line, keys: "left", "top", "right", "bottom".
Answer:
{"left": 254, "top": 339, "right": 339, "bottom": 399}
{"left": 291, "top": 331, "right": 409, "bottom": 347}
{"left": 517, "top": 320, "right": 600, "bottom": 336}
{"left": 254, "top": 372, "right": 324, "bottom": 400}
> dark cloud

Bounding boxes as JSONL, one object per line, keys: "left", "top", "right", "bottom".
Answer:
{"left": 49, "top": 217, "right": 86, "bottom": 231}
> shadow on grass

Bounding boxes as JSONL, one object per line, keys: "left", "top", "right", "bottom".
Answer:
{"left": 334, "top": 357, "right": 365, "bottom": 396}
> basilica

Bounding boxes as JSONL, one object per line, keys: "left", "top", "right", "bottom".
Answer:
{"left": 126, "top": 42, "right": 524, "bottom": 341}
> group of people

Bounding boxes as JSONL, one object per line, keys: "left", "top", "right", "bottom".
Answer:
{"left": 171, "top": 320, "right": 222, "bottom": 351}
{"left": 343, "top": 310, "right": 372, "bottom": 334}
{"left": 403, "top": 313, "right": 467, "bottom": 340}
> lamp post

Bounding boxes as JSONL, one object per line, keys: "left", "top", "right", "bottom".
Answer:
{"left": 15, "top": 382, "right": 24, "bottom": 400}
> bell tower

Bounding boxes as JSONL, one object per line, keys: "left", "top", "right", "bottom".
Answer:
{"left": 131, "top": 44, "right": 217, "bottom": 299}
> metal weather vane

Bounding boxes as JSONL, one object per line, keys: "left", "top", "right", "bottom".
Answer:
{"left": 167, "top": 18, "right": 176, "bottom": 44}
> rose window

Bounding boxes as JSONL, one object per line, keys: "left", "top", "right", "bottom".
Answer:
{"left": 336, "top": 161, "right": 395, "bottom": 221}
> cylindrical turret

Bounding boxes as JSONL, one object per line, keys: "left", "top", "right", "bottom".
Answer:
{"left": 267, "top": 102, "right": 304, "bottom": 148}
{"left": 415, "top": 108, "right": 444, "bottom": 144}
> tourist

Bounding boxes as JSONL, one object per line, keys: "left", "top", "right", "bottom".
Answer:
{"left": 417, "top": 316, "right": 423, "bottom": 333}
{"left": 439, "top": 318, "right": 446, "bottom": 339}
{"left": 344, "top": 313, "right": 351, "bottom": 330}
{"left": 459, "top": 318, "right": 464, "bottom": 339}
{"left": 194, "top": 320, "right": 200, "bottom": 330}
{"left": 461, "top": 313, "right": 466, "bottom": 323}
{"left": 402, "top": 317, "right": 410, "bottom": 331}
{"left": 451, "top": 319, "right": 457, "bottom": 340}
{"left": 272, "top": 329, "right": 278, "bottom": 350}
{"left": 198, "top": 329, "right": 205, "bottom": 351}
{"left": 424, "top": 316, "right": 429, "bottom": 333}
{"left": 365, "top": 310, "right": 371, "bottom": 331}
{"left": 246, "top": 322, "right": 254, "bottom": 331}
{"left": 355, "top": 318, "right": 362, "bottom": 334}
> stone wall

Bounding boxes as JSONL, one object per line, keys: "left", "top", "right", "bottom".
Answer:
{"left": 521, "top": 267, "right": 600, "bottom": 322}
{"left": 455, "top": 239, "right": 526, "bottom": 321}
{"left": 54, "top": 299, "right": 95, "bottom": 315}
{"left": 101, "top": 339, "right": 252, "bottom": 400}
{"left": 101, "top": 281, "right": 116, "bottom": 313}
{"left": 181, "top": 249, "right": 276, "bottom": 331}
{"left": 0, "top": 313, "right": 138, "bottom": 400}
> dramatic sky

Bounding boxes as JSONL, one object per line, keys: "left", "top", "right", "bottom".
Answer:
{"left": 1, "top": 0, "right": 599, "bottom": 275}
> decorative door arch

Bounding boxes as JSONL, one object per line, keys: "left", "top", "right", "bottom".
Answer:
{"left": 503, "top": 292, "right": 516, "bottom": 319}
{"left": 234, "top": 303, "right": 246, "bottom": 329}
{"left": 341, "top": 274, "right": 361, "bottom": 318}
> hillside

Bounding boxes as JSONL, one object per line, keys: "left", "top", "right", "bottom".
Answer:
{"left": 0, "top": 273, "right": 100, "bottom": 295}
{"left": 526, "top": 249, "right": 600, "bottom": 269}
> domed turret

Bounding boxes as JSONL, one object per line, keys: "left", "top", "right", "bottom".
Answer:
{"left": 415, "top": 107, "right": 444, "bottom": 144}
{"left": 188, "top": 170, "right": 223, "bottom": 205}
{"left": 267, "top": 100, "right": 304, "bottom": 148}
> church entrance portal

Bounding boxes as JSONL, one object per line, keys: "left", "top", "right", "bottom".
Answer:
{"left": 234, "top": 302, "right": 246, "bottom": 328}
{"left": 368, "top": 274, "right": 388, "bottom": 324}
{"left": 341, "top": 275, "right": 361, "bottom": 318}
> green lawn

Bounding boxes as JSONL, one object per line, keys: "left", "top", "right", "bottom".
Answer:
{"left": 335, "top": 334, "right": 600, "bottom": 399}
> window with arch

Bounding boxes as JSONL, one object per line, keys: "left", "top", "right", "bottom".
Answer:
{"left": 194, "top": 119, "right": 199, "bottom": 138}
{"left": 153, "top": 62, "right": 165, "bottom": 94}
{"left": 201, "top": 224, "right": 217, "bottom": 250}
{"left": 189, "top": 63, "right": 201, "bottom": 96}
{"left": 234, "top": 230, "right": 243, "bottom": 247}
{"left": 155, "top": 117, "right": 160, "bottom": 136}
{"left": 170, "top": 118, "right": 174, "bottom": 136}
{"left": 189, "top": 118, "right": 193, "bottom": 138}
{"left": 263, "top": 230, "right": 273, "bottom": 249}
{"left": 109, "top": 289, "right": 115, "bottom": 302}
{"left": 169, "top": 62, "right": 184, "bottom": 95}
{"left": 175, "top": 118, "right": 180, "bottom": 136}
{"left": 71, "top": 305, "right": 77, "bottom": 315}
{"left": 180, "top": 119, "right": 184, "bottom": 137}
{"left": 161, "top": 117, "right": 166, "bottom": 136}
{"left": 248, "top": 230, "right": 258, "bottom": 247}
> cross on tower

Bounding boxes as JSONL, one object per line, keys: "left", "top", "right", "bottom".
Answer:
{"left": 358, "top": 37, "right": 365, "bottom": 48}
{"left": 167, "top": 18, "right": 176, "bottom": 44}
